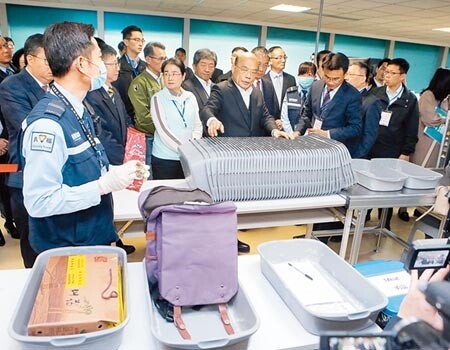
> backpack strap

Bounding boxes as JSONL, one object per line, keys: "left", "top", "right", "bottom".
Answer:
{"left": 218, "top": 303, "right": 235, "bottom": 335}
{"left": 173, "top": 306, "right": 191, "bottom": 340}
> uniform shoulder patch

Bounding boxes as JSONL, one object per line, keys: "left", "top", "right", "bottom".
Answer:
{"left": 45, "top": 100, "right": 66, "bottom": 118}
{"left": 30, "top": 132, "right": 55, "bottom": 153}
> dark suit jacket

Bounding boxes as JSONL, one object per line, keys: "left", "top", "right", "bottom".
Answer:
{"left": 217, "top": 70, "right": 231, "bottom": 83}
{"left": 85, "top": 86, "right": 132, "bottom": 165}
{"left": 112, "top": 55, "right": 146, "bottom": 120}
{"left": 200, "top": 79, "right": 276, "bottom": 137}
{"left": 346, "top": 89, "right": 381, "bottom": 159}
{"left": 0, "top": 69, "right": 46, "bottom": 188}
{"left": 211, "top": 68, "right": 223, "bottom": 83}
{"left": 261, "top": 71, "right": 296, "bottom": 119}
{"left": 182, "top": 75, "right": 209, "bottom": 109}
{"left": 299, "top": 79, "right": 362, "bottom": 144}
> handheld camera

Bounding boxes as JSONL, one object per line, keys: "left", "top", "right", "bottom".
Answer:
{"left": 401, "top": 238, "right": 450, "bottom": 273}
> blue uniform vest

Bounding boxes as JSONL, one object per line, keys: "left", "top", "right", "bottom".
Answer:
{"left": 24, "top": 95, "right": 117, "bottom": 253}
{"left": 286, "top": 87, "right": 305, "bottom": 129}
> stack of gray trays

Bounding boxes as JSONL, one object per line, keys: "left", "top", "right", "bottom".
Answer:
{"left": 179, "top": 135, "right": 355, "bottom": 202}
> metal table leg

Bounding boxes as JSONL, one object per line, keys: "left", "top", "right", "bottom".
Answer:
{"left": 349, "top": 208, "right": 368, "bottom": 264}
{"left": 339, "top": 208, "right": 354, "bottom": 258}
{"left": 305, "top": 223, "right": 313, "bottom": 239}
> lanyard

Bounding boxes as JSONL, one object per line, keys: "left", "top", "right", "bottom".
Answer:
{"left": 172, "top": 100, "right": 187, "bottom": 128}
{"left": 50, "top": 83, "right": 104, "bottom": 170}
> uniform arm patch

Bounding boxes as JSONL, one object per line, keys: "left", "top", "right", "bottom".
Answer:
{"left": 30, "top": 132, "right": 55, "bottom": 153}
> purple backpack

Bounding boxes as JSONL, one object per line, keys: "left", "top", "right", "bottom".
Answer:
{"left": 138, "top": 187, "right": 238, "bottom": 340}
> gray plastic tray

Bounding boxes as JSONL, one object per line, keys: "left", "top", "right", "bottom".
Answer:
{"left": 351, "top": 159, "right": 407, "bottom": 191}
{"left": 258, "top": 240, "right": 387, "bottom": 335}
{"left": 9, "top": 246, "right": 129, "bottom": 350}
{"left": 371, "top": 158, "right": 443, "bottom": 189}
{"left": 143, "top": 261, "right": 259, "bottom": 349}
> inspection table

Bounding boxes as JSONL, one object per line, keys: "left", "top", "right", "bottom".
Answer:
{"left": 113, "top": 179, "right": 346, "bottom": 232}
{"left": 339, "top": 185, "right": 437, "bottom": 264}
{"left": 0, "top": 255, "right": 386, "bottom": 350}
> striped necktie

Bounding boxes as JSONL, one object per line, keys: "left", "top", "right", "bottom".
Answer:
{"left": 108, "top": 86, "right": 115, "bottom": 103}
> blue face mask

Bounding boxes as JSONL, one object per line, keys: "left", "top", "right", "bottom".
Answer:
{"left": 89, "top": 61, "right": 107, "bottom": 91}
{"left": 297, "top": 76, "right": 314, "bottom": 90}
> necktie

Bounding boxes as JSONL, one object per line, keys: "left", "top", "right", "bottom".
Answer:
{"left": 302, "top": 89, "right": 308, "bottom": 103}
{"left": 322, "top": 88, "right": 331, "bottom": 106}
{"left": 5, "top": 67, "right": 14, "bottom": 76}
{"left": 108, "top": 86, "right": 115, "bottom": 103}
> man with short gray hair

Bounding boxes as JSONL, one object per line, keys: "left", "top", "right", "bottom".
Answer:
{"left": 128, "top": 41, "right": 166, "bottom": 164}
{"left": 182, "top": 48, "right": 217, "bottom": 109}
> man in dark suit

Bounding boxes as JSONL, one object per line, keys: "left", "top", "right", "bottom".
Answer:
{"left": 201, "top": 52, "right": 291, "bottom": 139}
{"left": 295, "top": 52, "right": 361, "bottom": 146}
{"left": 201, "top": 52, "right": 291, "bottom": 253}
{"left": 345, "top": 61, "right": 381, "bottom": 159}
{"left": 0, "top": 33, "right": 53, "bottom": 267}
{"left": 261, "top": 46, "right": 296, "bottom": 125}
{"left": 85, "top": 43, "right": 135, "bottom": 255}
{"left": 175, "top": 47, "right": 194, "bottom": 80}
{"left": 182, "top": 48, "right": 217, "bottom": 109}
{"left": 0, "top": 36, "right": 15, "bottom": 83}
{"left": 112, "top": 25, "right": 146, "bottom": 120}
{"left": 86, "top": 44, "right": 132, "bottom": 166}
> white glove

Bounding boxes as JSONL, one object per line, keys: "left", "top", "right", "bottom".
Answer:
{"left": 98, "top": 160, "right": 147, "bottom": 195}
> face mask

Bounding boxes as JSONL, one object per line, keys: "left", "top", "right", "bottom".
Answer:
{"left": 87, "top": 61, "right": 107, "bottom": 91}
{"left": 297, "top": 76, "right": 314, "bottom": 90}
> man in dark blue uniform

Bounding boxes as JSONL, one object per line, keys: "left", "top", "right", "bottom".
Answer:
{"left": 21, "top": 22, "right": 148, "bottom": 254}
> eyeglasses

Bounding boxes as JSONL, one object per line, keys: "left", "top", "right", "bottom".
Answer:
{"left": 149, "top": 55, "right": 167, "bottom": 62}
{"left": 271, "top": 55, "right": 288, "bottom": 60}
{"left": 346, "top": 73, "right": 365, "bottom": 78}
{"left": 323, "top": 75, "right": 343, "bottom": 82}
{"left": 29, "top": 54, "right": 49, "bottom": 66}
{"left": 104, "top": 61, "right": 120, "bottom": 68}
{"left": 0, "top": 43, "right": 11, "bottom": 50}
{"left": 127, "top": 37, "right": 145, "bottom": 44}
{"left": 235, "top": 65, "right": 258, "bottom": 76}
{"left": 163, "top": 72, "right": 182, "bottom": 78}
{"left": 384, "top": 70, "right": 402, "bottom": 75}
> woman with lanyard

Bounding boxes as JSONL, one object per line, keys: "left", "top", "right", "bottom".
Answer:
{"left": 150, "top": 58, "right": 202, "bottom": 179}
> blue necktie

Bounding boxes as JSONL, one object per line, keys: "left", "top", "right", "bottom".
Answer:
{"left": 322, "top": 88, "right": 331, "bottom": 106}
{"left": 301, "top": 89, "right": 308, "bottom": 103}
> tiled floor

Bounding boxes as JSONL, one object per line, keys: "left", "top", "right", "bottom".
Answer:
{"left": 0, "top": 208, "right": 425, "bottom": 270}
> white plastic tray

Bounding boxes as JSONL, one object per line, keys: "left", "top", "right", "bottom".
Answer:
{"left": 9, "top": 246, "right": 129, "bottom": 350}
{"left": 371, "top": 158, "right": 442, "bottom": 189}
{"left": 258, "top": 240, "right": 387, "bottom": 335}
{"left": 143, "top": 261, "right": 259, "bottom": 349}
{"left": 351, "top": 159, "right": 407, "bottom": 191}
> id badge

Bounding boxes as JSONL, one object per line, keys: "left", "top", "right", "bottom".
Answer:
{"left": 313, "top": 117, "right": 323, "bottom": 130}
{"left": 380, "top": 110, "right": 392, "bottom": 127}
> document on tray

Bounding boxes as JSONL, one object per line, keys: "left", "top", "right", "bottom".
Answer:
{"left": 272, "top": 260, "right": 360, "bottom": 314}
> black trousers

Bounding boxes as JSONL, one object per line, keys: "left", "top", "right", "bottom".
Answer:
{"left": 9, "top": 187, "right": 38, "bottom": 268}
{"left": 151, "top": 156, "right": 184, "bottom": 180}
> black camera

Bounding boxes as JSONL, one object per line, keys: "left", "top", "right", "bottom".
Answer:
{"left": 319, "top": 281, "right": 450, "bottom": 350}
{"left": 401, "top": 238, "right": 450, "bottom": 273}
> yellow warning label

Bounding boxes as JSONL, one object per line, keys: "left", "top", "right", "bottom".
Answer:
{"left": 66, "top": 255, "right": 86, "bottom": 288}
